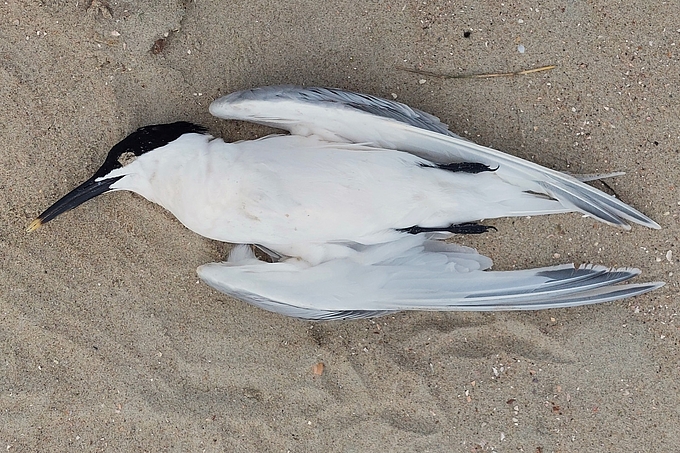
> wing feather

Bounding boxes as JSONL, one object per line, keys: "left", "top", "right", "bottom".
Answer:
{"left": 197, "top": 241, "right": 663, "bottom": 320}
{"left": 210, "top": 86, "right": 659, "bottom": 230}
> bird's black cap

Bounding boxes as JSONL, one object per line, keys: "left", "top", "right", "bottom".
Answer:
{"left": 94, "top": 121, "right": 208, "bottom": 179}
{"left": 28, "top": 121, "right": 208, "bottom": 231}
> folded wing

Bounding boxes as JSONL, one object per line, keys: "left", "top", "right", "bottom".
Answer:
{"left": 197, "top": 238, "right": 663, "bottom": 320}
{"left": 209, "top": 86, "right": 659, "bottom": 230}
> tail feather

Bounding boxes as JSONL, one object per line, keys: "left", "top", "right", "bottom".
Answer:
{"left": 571, "top": 171, "right": 625, "bottom": 182}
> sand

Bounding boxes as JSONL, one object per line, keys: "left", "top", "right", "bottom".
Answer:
{"left": 1, "top": 0, "right": 678, "bottom": 451}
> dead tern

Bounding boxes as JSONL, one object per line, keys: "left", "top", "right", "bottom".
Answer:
{"left": 29, "top": 86, "right": 663, "bottom": 320}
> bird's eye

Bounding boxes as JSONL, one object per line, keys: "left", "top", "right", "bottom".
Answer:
{"left": 118, "top": 151, "right": 137, "bottom": 167}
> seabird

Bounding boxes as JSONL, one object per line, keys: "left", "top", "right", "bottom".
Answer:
{"left": 29, "top": 86, "right": 664, "bottom": 320}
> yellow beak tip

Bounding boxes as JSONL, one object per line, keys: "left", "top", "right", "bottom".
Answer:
{"left": 27, "top": 218, "right": 42, "bottom": 233}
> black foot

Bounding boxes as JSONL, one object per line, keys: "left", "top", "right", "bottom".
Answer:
{"left": 398, "top": 222, "right": 497, "bottom": 235}
{"left": 422, "top": 162, "right": 498, "bottom": 174}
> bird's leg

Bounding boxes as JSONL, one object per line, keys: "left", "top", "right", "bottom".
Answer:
{"left": 398, "top": 222, "right": 497, "bottom": 235}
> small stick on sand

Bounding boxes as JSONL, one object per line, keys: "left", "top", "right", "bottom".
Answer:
{"left": 397, "top": 64, "right": 556, "bottom": 79}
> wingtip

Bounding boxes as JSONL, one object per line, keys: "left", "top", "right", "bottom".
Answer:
{"left": 647, "top": 220, "right": 662, "bottom": 230}
{"left": 626, "top": 217, "right": 661, "bottom": 230}
{"left": 648, "top": 281, "right": 666, "bottom": 290}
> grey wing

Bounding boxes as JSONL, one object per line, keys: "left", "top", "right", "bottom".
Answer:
{"left": 197, "top": 242, "right": 663, "bottom": 321}
{"left": 210, "top": 85, "right": 461, "bottom": 137}
{"left": 209, "top": 86, "right": 660, "bottom": 230}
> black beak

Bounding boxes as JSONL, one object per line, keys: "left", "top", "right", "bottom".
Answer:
{"left": 27, "top": 174, "right": 123, "bottom": 232}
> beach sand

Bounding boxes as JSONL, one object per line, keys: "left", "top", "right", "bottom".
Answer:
{"left": 1, "top": 1, "right": 678, "bottom": 451}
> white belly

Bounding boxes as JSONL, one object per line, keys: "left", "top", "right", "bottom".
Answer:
{"left": 119, "top": 134, "right": 534, "bottom": 250}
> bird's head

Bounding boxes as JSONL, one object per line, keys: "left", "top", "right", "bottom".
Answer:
{"left": 28, "top": 121, "right": 207, "bottom": 232}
